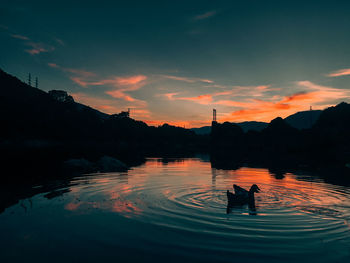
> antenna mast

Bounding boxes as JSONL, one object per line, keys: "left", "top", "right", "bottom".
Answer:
{"left": 213, "top": 109, "right": 217, "bottom": 122}
{"left": 28, "top": 73, "right": 31, "bottom": 86}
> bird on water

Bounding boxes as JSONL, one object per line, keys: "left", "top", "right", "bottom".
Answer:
{"left": 226, "top": 184, "right": 261, "bottom": 206}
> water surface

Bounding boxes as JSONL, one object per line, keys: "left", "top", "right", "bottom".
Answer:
{"left": 1, "top": 158, "right": 350, "bottom": 262}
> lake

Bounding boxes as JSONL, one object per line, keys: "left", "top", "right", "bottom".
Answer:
{"left": 1, "top": 158, "right": 350, "bottom": 262}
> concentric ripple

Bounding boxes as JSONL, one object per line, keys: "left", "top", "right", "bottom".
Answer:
{"left": 1, "top": 158, "right": 350, "bottom": 262}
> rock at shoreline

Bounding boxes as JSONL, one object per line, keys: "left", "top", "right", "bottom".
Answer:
{"left": 63, "top": 158, "right": 96, "bottom": 174}
{"left": 97, "top": 156, "right": 128, "bottom": 172}
{"left": 63, "top": 156, "right": 128, "bottom": 174}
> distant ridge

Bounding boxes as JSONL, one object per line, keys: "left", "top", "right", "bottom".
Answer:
{"left": 0, "top": 68, "right": 200, "bottom": 152}
{"left": 191, "top": 111, "right": 323, "bottom": 135}
{"left": 191, "top": 121, "right": 268, "bottom": 135}
{"left": 237, "top": 121, "right": 268, "bottom": 132}
{"left": 210, "top": 102, "right": 350, "bottom": 168}
{"left": 190, "top": 126, "right": 211, "bottom": 135}
{"left": 285, "top": 110, "right": 322, "bottom": 130}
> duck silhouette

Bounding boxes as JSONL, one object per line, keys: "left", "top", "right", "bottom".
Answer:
{"left": 226, "top": 184, "right": 260, "bottom": 214}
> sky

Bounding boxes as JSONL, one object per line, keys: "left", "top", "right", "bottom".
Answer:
{"left": 1, "top": 0, "right": 350, "bottom": 128}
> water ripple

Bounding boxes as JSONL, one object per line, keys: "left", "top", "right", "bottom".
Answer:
{"left": 2, "top": 158, "right": 350, "bottom": 262}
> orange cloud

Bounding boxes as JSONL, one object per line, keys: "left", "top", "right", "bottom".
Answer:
{"left": 296, "top": 81, "right": 350, "bottom": 102}
{"left": 73, "top": 75, "right": 147, "bottom": 105}
{"left": 116, "top": 75, "right": 147, "bottom": 85}
{"left": 49, "top": 63, "right": 96, "bottom": 78}
{"left": 49, "top": 62, "right": 147, "bottom": 104}
{"left": 65, "top": 68, "right": 96, "bottom": 78}
{"left": 71, "top": 92, "right": 121, "bottom": 114}
{"left": 162, "top": 75, "right": 213, "bottom": 83}
{"left": 221, "top": 103, "right": 300, "bottom": 123}
{"left": 48, "top": 63, "right": 59, "bottom": 68}
{"left": 11, "top": 34, "right": 29, "bottom": 40}
{"left": 281, "top": 91, "right": 315, "bottom": 103}
{"left": 70, "top": 77, "right": 89, "bottom": 87}
{"left": 103, "top": 75, "right": 147, "bottom": 103}
{"left": 221, "top": 82, "right": 350, "bottom": 122}
{"left": 161, "top": 85, "right": 273, "bottom": 107}
{"left": 327, "top": 68, "right": 350, "bottom": 77}
{"left": 105, "top": 90, "right": 137, "bottom": 101}
{"left": 71, "top": 92, "right": 150, "bottom": 118}
{"left": 193, "top": 10, "right": 217, "bottom": 21}
{"left": 214, "top": 100, "right": 249, "bottom": 107}
{"left": 161, "top": 81, "right": 350, "bottom": 123}
{"left": 165, "top": 93, "right": 213, "bottom": 105}
{"left": 9, "top": 32, "right": 55, "bottom": 55}
{"left": 25, "top": 42, "right": 54, "bottom": 55}
{"left": 130, "top": 108, "right": 151, "bottom": 118}
{"left": 163, "top": 92, "right": 179, "bottom": 100}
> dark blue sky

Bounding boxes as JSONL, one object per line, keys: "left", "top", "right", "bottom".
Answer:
{"left": 1, "top": 0, "right": 350, "bottom": 127}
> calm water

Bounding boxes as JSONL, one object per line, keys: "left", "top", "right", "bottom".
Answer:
{"left": 1, "top": 158, "right": 350, "bottom": 262}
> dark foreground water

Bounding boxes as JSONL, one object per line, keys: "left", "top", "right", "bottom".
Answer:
{"left": 1, "top": 158, "right": 350, "bottom": 263}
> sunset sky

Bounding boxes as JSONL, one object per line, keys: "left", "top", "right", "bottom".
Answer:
{"left": 1, "top": 0, "right": 350, "bottom": 127}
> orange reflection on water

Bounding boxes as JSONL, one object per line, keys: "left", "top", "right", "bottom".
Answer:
{"left": 224, "top": 167, "right": 274, "bottom": 185}
{"left": 65, "top": 202, "right": 81, "bottom": 211}
{"left": 144, "top": 158, "right": 210, "bottom": 173}
{"left": 64, "top": 174, "right": 146, "bottom": 217}
{"left": 111, "top": 199, "right": 143, "bottom": 217}
{"left": 220, "top": 167, "right": 344, "bottom": 208}
{"left": 63, "top": 159, "right": 348, "bottom": 218}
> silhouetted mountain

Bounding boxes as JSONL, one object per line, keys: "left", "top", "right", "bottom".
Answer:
{"left": 210, "top": 104, "right": 350, "bottom": 168}
{"left": 263, "top": 117, "right": 298, "bottom": 135}
{"left": 191, "top": 126, "right": 211, "bottom": 135}
{"left": 211, "top": 121, "right": 244, "bottom": 142}
{"left": 0, "top": 69, "right": 207, "bottom": 178}
{"left": 193, "top": 110, "right": 324, "bottom": 135}
{"left": 237, "top": 121, "right": 268, "bottom": 132}
{"left": 0, "top": 69, "right": 201, "bottom": 143}
{"left": 284, "top": 110, "right": 322, "bottom": 130}
{"left": 0, "top": 69, "right": 112, "bottom": 140}
{"left": 210, "top": 121, "right": 245, "bottom": 155}
{"left": 313, "top": 102, "right": 350, "bottom": 133}
{"left": 310, "top": 102, "right": 350, "bottom": 163}
{"left": 191, "top": 121, "right": 267, "bottom": 135}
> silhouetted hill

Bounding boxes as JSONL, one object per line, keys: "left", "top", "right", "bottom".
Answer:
{"left": 285, "top": 110, "right": 322, "bottom": 130}
{"left": 191, "top": 126, "right": 211, "bottom": 135}
{"left": 210, "top": 104, "right": 350, "bottom": 168}
{"left": 263, "top": 117, "right": 298, "bottom": 135}
{"left": 210, "top": 121, "right": 244, "bottom": 153}
{"left": 0, "top": 69, "right": 207, "bottom": 178}
{"left": 238, "top": 121, "right": 268, "bottom": 132}
{"left": 191, "top": 121, "right": 267, "bottom": 135}
{"left": 313, "top": 102, "right": 350, "bottom": 133}
{"left": 193, "top": 115, "right": 321, "bottom": 135}
{"left": 0, "top": 69, "right": 200, "bottom": 143}
{"left": 310, "top": 102, "right": 350, "bottom": 159}
{"left": 0, "top": 69, "right": 111, "bottom": 140}
{"left": 211, "top": 121, "right": 244, "bottom": 141}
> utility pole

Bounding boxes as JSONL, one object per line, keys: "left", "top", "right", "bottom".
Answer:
{"left": 28, "top": 73, "right": 31, "bottom": 86}
{"left": 309, "top": 105, "right": 313, "bottom": 127}
{"left": 213, "top": 109, "right": 217, "bottom": 122}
